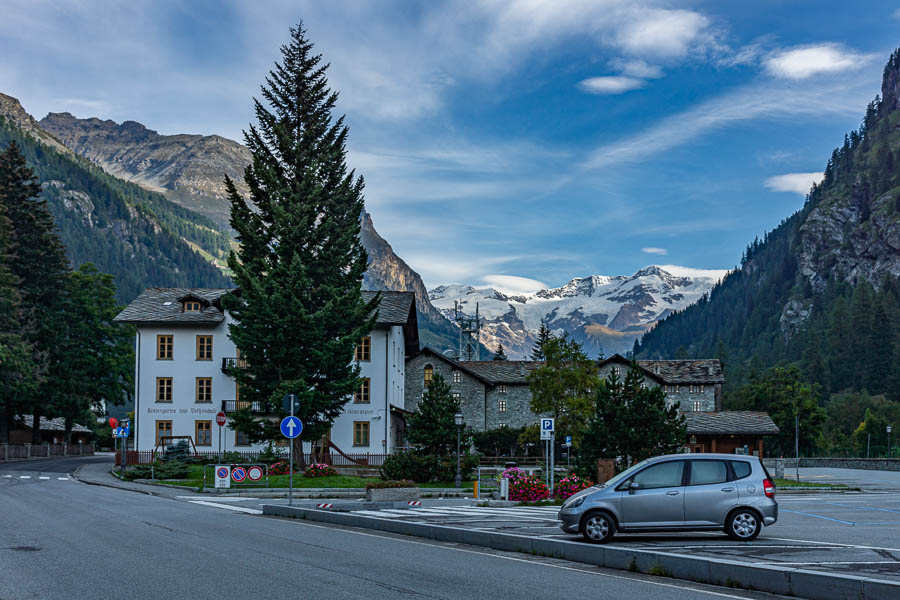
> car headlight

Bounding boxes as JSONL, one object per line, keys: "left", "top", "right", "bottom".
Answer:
{"left": 564, "top": 495, "right": 585, "bottom": 509}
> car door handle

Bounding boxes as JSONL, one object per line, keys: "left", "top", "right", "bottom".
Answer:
{"left": 721, "top": 487, "right": 734, "bottom": 493}
{"left": 666, "top": 491, "right": 679, "bottom": 496}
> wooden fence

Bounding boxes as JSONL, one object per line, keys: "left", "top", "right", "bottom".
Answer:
{"left": 1, "top": 443, "right": 94, "bottom": 460}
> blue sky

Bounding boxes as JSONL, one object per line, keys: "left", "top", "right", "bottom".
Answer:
{"left": 2, "top": 1, "right": 899, "bottom": 292}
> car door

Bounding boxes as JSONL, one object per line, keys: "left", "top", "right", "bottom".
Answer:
{"left": 683, "top": 459, "right": 735, "bottom": 526}
{"left": 619, "top": 460, "right": 686, "bottom": 529}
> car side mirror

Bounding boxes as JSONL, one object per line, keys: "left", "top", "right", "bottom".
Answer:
{"left": 628, "top": 482, "right": 640, "bottom": 495}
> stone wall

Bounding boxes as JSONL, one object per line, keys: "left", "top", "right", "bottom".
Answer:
{"left": 762, "top": 457, "right": 900, "bottom": 472}
{"left": 485, "top": 385, "right": 539, "bottom": 430}
{"left": 597, "top": 363, "right": 718, "bottom": 412}
{"left": 404, "top": 353, "right": 487, "bottom": 431}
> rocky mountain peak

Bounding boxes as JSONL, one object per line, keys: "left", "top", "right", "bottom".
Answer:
{"left": 0, "top": 93, "right": 70, "bottom": 154}
{"left": 881, "top": 48, "right": 900, "bottom": 112}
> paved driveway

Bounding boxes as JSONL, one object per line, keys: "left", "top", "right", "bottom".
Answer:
{"left": 784, "top": 467, "right": 900, "bottom": 491}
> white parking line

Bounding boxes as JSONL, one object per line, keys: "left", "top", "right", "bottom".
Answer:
{"left": 38, "top": 476, "right": 50, "bottom": 480}
{"left": 176, "top": 496, "right": 258, "bottom": 502}
{"left": 2, "top": 475, "right": 11, "bottom": 478}
{"left": 57, "top": 477, "right": 69, "bottom": 481}
{"left": 18, "top": 475, "right": 30, "bottom": 479}
{"left": 187, "top": 500, "right": 263, "bottom": 514}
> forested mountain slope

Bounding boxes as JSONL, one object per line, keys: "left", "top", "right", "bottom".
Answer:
{"left": 0, "top": 115, "right": 232, "bottom": 303}
{"left": 637, "top": 48, "right": 900, "bottom": 403}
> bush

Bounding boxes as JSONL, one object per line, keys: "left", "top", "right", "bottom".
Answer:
{"left": 159, "top": 440, "right": 193, "bottom": 463}
{"left": 509, "top": 475, "right": 550, "bottom": 503}
{"left": 268, "top": 460, "right": 295, "bottom": 475}
{"left": 496, "top": 466, "right": 527, "bottom": 482}
{"left": 379, "top": 452, "right": 478, "bottom": 483}
{"left": 122, "top": 460, "right": 190, "bottom": 481}
{"left": 365, "top": 479, "right": 416, "bottom": 489}
{"left": 257, "top": 445, "right": 286, "bottom": 465}
{"left": 304, "top": 463, "right": 338, "bottom": 477}
{"left": 554, "top": 473, "right": 593, "bottom": 500}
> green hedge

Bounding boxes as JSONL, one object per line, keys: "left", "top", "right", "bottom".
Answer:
{"left": 379, "top": 452, "right": 478, "bottom": 483}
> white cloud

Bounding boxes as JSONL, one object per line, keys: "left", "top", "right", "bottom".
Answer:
{"left": 656, "top": 265, "right": 729, "bottom": 280}
{"left": 764, "top": 43, "right": 872, "bottom": 79}
{"left": 578, "top": 76, "right": 646, "bottom": 94}
{"left": 641, "top": 247, "right": 667, "bottom": 255}
{"left": 614, "top": 9, "right": 711, "bottom": 58}
{"left": 764, "top": 172, "right": 823, "bottom": 195}
{"left": 482, "top": 274, "right": 548, "bottom": 294}
{"left": 611, "top": 58, "right": 664, "bottom": 79}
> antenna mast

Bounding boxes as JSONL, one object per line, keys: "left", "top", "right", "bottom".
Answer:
{"left": 454, "top": 300, "right": 482, "bottom": 361}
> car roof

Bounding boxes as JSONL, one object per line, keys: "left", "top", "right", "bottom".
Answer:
{"left": 648, "top": 453, "right": 758, "bottom": 462}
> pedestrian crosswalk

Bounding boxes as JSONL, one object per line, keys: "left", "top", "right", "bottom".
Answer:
{"left": 351, "top": 505, "right": 561, "bottom": 523}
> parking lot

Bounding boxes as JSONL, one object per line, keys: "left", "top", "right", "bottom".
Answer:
{"left": 338, "top": 492, "right": 900, "bottom": 582}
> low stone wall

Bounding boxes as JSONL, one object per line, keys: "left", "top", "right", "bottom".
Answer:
{"left": 763, "top": 457, "right": 900, "bottom": 472}
{"left": 366, "top": 487, "right": 419, "bottom": 502}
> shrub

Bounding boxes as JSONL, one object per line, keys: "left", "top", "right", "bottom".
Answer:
{"left": 257, "top": 445, "right": 286, "bottom": 465}
{"left": 304, "top": 463, "right": 338, "bottom": 477}
{"left": 122, "top": 460, "right": 189, "bottom": 481}
{"left": 496, "top": 466, "right": 526, "bottom": 482}
{"left": 159, "top": 440, "right": 193, "bottom": 463}
{"left": 509, "top": 475, "right": 550, "bottom": 502}
{"left": 365, "top": 479, "right": 417, "bottom": 489}
{"left": 380, "top": 452, "right": 478, "bottom": 483}
{"left": 268, "top": 460, "right": 295, "bottom": 475}
{"left": 554, "top": 473, "right": 594, "bottom": 500}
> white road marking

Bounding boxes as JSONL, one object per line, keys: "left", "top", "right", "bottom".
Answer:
{"left": 38, "top": 476, "right": 50, "bottom": 480}
{"left": 758, "top": 560, "right": 900, "bottom": 565}
{"left": 176, "top": 496, "right": 258, "bottom": 502}
{"left": 187, "top": 500, "right": 263, "bottom": 514}
{"left": 280, "top": 519, "right": 752, "bottom": 599}
{"left": 18, "top": 475, "right": 30, "bottom": 479}
{"left": 57, "top": 477, "right": 69, "bottom": 481}
{"left": 2, "top": 475, "right": 11, "bottom": 478}
{"left": 764, "top": 535, "right": 900, "bottom": 554}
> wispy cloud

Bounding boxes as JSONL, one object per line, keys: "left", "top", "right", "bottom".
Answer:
{"left": 482, "top": 275, "right": 548, "bottom": 294}
{"left": 612, "top": 8, "right": 712, "bottom": 59}
{"left": 656, "top": 265, "right": 729, "bottom": 280}
{"left": 764, "top": 43, "right": 873, "bottom": 79}
{"left": 764, "top": 172, "right": 823, "bottom": 195}
{"left": 578, "top": 76, "right": 646, "bottom": 94}
{"left": 642, "top": 247, "right": 668, "bottom": 255}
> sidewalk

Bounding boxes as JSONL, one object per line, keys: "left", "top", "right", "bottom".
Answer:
{"left": 73, "top": 461, "right": 186, "bottom": 497}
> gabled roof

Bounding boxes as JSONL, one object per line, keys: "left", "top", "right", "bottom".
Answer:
{"left": 362, "top": 290, "right": 416, "bottom": 325}
{"left": 638, "top": 359, "right": 724, "bottom": 384}
{"left": 597, "top": 354, "right": 665, "bottom": 384}
{"left": 15, "top": 415, "right": 92, "bottom": 434}
{"left": 458, "top": 361, "right": 541, "bottom": 385}
{"left": 408, "top": 347, "right": 494, "bottom": 384}
{"left": 114, "top": 288, "right": 231, "bottom": 326}
{"left": 684, "top": 411, "right": 779, "bottom": 435}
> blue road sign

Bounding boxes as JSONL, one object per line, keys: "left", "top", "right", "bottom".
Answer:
{"left": 231, "top": 466, "right": 247, "bottom": 482}
{"left": 280, "top": 416, "right": 302, "bottom": 439}
{"left": 565, "top": 435, "right": 572, "bottom": 447}
{"left": 216, "top": 467, "right": 229, "bottom": 479}
{"left": 540, "top": 418, "right": 555, "bottom": 432}
{"left": 114, "top": 427, "right": 130, "bottom": 438}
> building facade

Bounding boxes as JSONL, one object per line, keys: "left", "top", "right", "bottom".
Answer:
{"left": 114, "top": 288, "right": 417, "bottom": 456}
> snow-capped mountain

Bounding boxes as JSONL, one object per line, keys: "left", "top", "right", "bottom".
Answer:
{"left": 428, "top": 266, "right": 724, "bottom": 359}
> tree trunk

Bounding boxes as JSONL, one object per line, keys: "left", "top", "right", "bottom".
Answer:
{"left": 293, "top": 437, "right": 307, "bottom": 471}
{"left": 64, "top": 415, "right": 73, "bottom": 444}
{"left": 0, "top": 409, "right": 10, "bottom": 444}
{"left": 31, "top": 405, "right": 42, "bottom": 445}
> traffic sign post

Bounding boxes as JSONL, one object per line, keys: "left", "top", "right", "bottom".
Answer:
{"left": 280, "top": 400, "right": 303, "bottom": 506}
{"left": 216, "top": 412, "right": 226, "bottom": 459}
{"left": 540, "top": 419, "right": 555, "bottom": 491}
{"left": 565, "top": 435, "right": 572, "bottom": 469}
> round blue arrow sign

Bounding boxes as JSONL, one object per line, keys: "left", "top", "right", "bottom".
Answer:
{"left": 280, "top": 416, "right": 303, "bottom": 439}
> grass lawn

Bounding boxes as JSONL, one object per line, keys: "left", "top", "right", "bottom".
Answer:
{"left": 774, "top": 478, "right": 854, "bottom": 489}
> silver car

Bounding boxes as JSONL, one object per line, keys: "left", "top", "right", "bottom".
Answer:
{"left": 558, "top": 453, "right": 777, "bottom": 543}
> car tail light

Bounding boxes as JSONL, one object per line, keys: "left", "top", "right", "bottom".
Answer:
{"left": 763, "top": 478, "right": 775, "bottom": 498}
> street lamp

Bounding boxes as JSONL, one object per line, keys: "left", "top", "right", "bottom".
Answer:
{"left": 454, "top": 412, "right": 465, "bottom": 489}
{"left": 888, "top": 425, "right": 893, "bottom": 458}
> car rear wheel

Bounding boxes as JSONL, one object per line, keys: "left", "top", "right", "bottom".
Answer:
{"left": 726, "top": 509, "right": 761, "bottom": 541}
{"left": 581, "top": 511, "right": 615, "bottom": 544}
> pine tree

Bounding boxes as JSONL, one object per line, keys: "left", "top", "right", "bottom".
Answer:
{"left": 531, "top": 320, "right": 552, "bottom": 361}
{"left": 221, "top": 24, "right": 379, "bottom": 465}
{"left": 0, "top": 141, "right": 70, "bottom": 443}
{"left": 406, "top": 374, "right": 460, "bottom": 455}
{"left": 493, "top": 343, "right": 508, "bottom": 361}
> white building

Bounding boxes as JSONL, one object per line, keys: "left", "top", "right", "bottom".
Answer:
{"left": 114, "top": 288, "right": 418, "bottom": 457}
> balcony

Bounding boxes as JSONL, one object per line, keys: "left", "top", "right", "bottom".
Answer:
{"left": 221, "top": 400, "right": 274, "bottom": 414}
{"left": 221, "top": 357, "right": 248, "bottom": 373}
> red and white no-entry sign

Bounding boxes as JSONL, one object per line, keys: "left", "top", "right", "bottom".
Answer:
{"left": 216, "top": 412, "right": 226, "bottom": 426}
{"left": 247, "top": 466, "right": 263, "bottom": 481}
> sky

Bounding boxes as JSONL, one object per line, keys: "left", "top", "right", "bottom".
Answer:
{"left": 2, "top": 1, "right": 899, "bottom": 293}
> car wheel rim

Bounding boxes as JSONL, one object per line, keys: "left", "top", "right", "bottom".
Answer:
{"left": 585, "top": 516, "right": 609, "bottom": 540}
{"left": 732, "top": 513, "right": 757, "bottom": 538}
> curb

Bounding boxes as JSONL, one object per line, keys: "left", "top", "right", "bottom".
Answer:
{"left": 71, "top": 466, "right": 158, "bottom": 496}
{"left": 261, "top": 505, "right": 899, "bottom": 600}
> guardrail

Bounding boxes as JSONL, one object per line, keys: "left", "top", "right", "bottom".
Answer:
{"left": 202, "top": 463, "right": 269, "bottom": 489}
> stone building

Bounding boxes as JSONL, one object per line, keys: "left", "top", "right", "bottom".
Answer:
{"left": 597, "top": 354, "right": 723, "bottom": 413}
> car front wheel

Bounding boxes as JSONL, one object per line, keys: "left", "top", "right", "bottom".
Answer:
{"left": 726, "top": 509, "right": 761, "bottom": 541}
{"left": 581, "top": 511, "right": 615, "bottom": 544}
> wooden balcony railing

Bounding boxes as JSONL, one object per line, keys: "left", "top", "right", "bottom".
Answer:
{"left": 221, "top": 400, "right": 274, "bottom": 414}
{"left": 221, "top": 357, "right": 248, "bottom": 373}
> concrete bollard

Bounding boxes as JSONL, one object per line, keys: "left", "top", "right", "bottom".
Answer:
{"left": 775, "top": 459, "right": 785, "bottom": 479}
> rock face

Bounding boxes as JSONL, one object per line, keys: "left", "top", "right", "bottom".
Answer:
{"left": 430, "top": 266, "right": 722, "bottom": 358}
{"left": 39, "top": 112, "right": 251, "bottom": 225}
{"left": 0, "top": 93, "right": 70, "bottom": 154}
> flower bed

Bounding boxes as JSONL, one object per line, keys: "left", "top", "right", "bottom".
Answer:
{"left": 554, "top": 473, "right": 593, "bottom": 500}
{"left": 268, "top": 461, "right": 294, "bottom": 475}
{"left": 509, "top": 475, "right": 550, "bottom": 502}
{"left": 304, "top": 463, "right": 338, "bottom": 477}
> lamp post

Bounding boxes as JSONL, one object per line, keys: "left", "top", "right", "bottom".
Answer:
{"left": 888, "top": 425, "right": 893, "bottom": 458}
{"left": 454, "top": 412, "right": 464, "bottom": 489}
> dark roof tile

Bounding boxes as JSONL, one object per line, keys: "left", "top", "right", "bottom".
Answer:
{"left": 684, "top": 411, "right": 780, "bottom": 435}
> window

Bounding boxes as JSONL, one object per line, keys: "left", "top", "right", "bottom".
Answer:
{"left": 692, "top": 400, "right": 701, "bottom": 412}
{"left": 155, "top": 420, "right": 172, "bottom": 445}
{"left": 451, "top": 392, "right": 461, "bottom": 401}
{"left": 499, "top": 422, "right": 507, "bottom": 428}
{"left": 195, "top": 421, "right": 212, "bottom": 446}
{"left": 355, "top": 336, "right": 371, "bottom": 361}
{"left": 631, "top": 460, "right": 685, "bottom": 489}
{"left": 689, "top": 460, "right": 728, "bottom": 485}
{"left": 452, "top": 371, "right": 461, "bottom": 383}
{"left": 730, "top": 461, "right": 752, "bottom": 479}
{"left": 498, "top": 384, "right": 507, "bottom": 394}
{"left": 498, "top": 399, "right": 507, "bottom": 412}
{"left": 196, "top": 335, "right": 213, "bottom": 360}
{"left": 157, "top": 335, "right": 173, "bottom": 360}
{"left": 424, "top": 364, "right": 433, "bottom": 387}
{"left": 354, "top": 378, "right": 371, "bottom": 404}
{"left": 353, "top": 421, "right": 370, "bottom": 446}
{"left": 183, "top": 301, "right": 202, "bottom": 312}
{"left": 235, "top": 429, "right": 250, "bottom": 447}
{"left": 156, "top": 377, "right": 173, "bottom": 403}
{"left": 612, "top": 367, "right": 620, "bottom": 377}
{"left": 196, "top": 377, "right": 212, "bottom": 403}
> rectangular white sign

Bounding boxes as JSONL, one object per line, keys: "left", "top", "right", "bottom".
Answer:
{"left": 214, "top": 465, "right": 231, "bottom": 489}
{"left": 540, "top": 429, "right": 553, "bottom": 440}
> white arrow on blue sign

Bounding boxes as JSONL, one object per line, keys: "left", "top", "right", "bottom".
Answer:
{"left": 280, "top": 416, "right": 303, "bottom": 439}
{"left": 114, "top": 427, "right": 130, "bottom": 438}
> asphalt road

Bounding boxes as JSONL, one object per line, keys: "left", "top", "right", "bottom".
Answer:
{"left": 784, "top": 467, "right": 900, "bottom": 491}
{"left": 0, "top": 457, "right": 780, "bottom": 600}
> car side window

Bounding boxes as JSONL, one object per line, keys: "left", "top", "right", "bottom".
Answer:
{"left": 631, "top": 461, "right": 685, "bottom": 489}
{"left": 730, "top": 460, "right": 752, "bottom": 480}
{"left": 689, "top": 460, "right": 728, "bottom": 485}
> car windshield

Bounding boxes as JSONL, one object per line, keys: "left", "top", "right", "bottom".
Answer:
{"left": 597, "top": 459, "right": 649, "bottom": 488}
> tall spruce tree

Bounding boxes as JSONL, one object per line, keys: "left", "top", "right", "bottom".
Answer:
{"left": 406, "top": 374, "right": 460, "bottom": 455}
{"left": 531, "top": 320, "right": 552, "bottom": 361}
{"left": 0, "top": 141, "right": 70, "bottom": 443}
{"left": 493, "top": 343, "right": 508, "bottom": 360}
{"left": 222, "top": 23, "right": 379, "bottom": 465}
